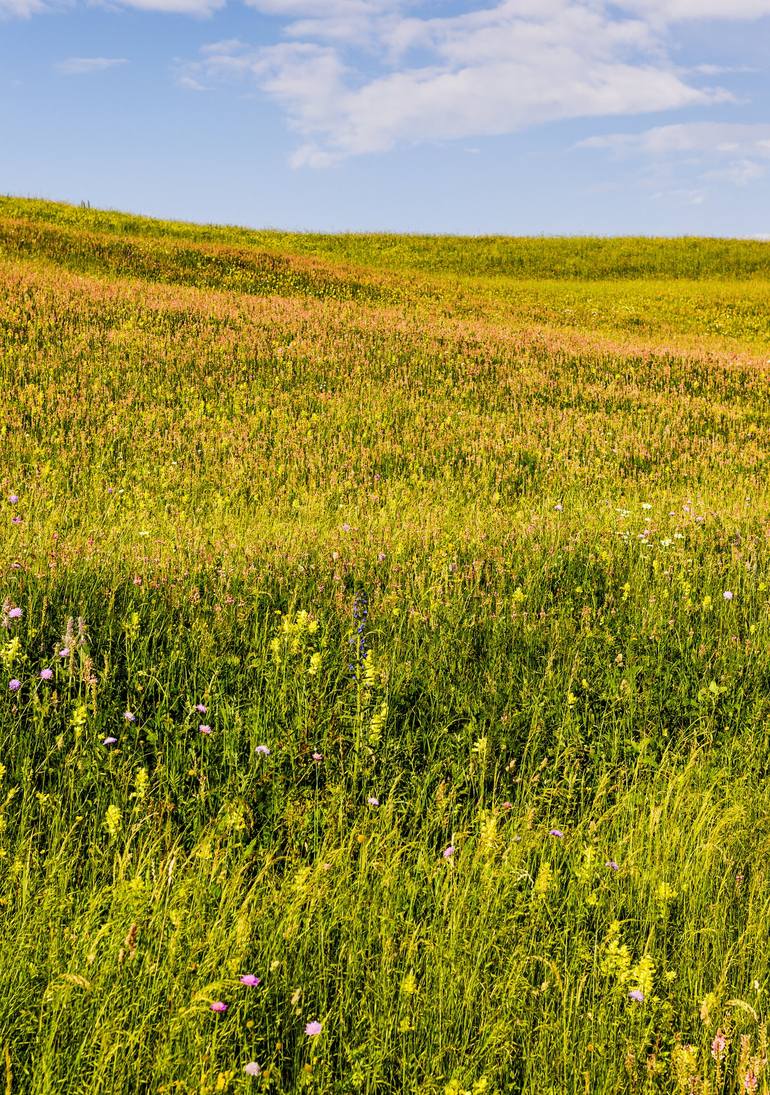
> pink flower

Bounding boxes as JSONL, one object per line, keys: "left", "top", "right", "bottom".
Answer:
{"left": 195, "top": 703, "right": 207, "bottom": 713}
{"left": 8, "top": 495, "right": 18, "bottom": 505}
{"left": 711, "top": 1029, "right": 727, "bottom": 1061}
{"left": 124, "top": 711, "right": 135, "bottom": 722}
{"left": 312, "top": 752, "right": 323, "bottom": 762}
{"left": 58, "top": 648, "right": 70, "bottom": 658}
{"left": 239, "top": 974, "right": 261, "bottom": 987}
{"left": 199, "top": 725, "right": 212, "bottom": 735}
{"left": 628, "top": 990, "right": 645, "bottom": 1003}
{"left": 103, "top": 736, "right": 117, "bottom": 746}
{"left": 305, "top": 1020, "right": 322, "bottom": 1037}
{"left": 40, "top": 668, "right": 53, "bottom": 681}
{"left": 367, "top": 796, "right": 380, "bottom": 807}
{"left": 210, "top": 1001, "right": 228, "bottom": 1013}
{"left": 8, "top": 679, "right": 20, "bottom": 692}
{"left": 256, "top": 744, "right": 270, "bottom": 756}
{"left": 8, "top": 608, "right": 21, "bottom": 620}
{"left": 11, "top": 516, "right": 21, "bottom": 525}
{"left": 244, "top": 1062, "right": 261, "bottom": 1076}
{"left": 442, "top": 845, "right": 455, "bottom": 859}
{"left": 549, "top": 829, "right": 564, "bottom": 838}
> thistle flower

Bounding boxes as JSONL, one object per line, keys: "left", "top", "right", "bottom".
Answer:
{"left": 8, "top": 679, "right": 20, "bottom": 692}
{"left": 549, "top": 829, "right": 564, "bottom": 838}
{"left": 304, "top": 1020, "right": 322, "bottom": 1036}
{"left": 210, "top": 1001, "right": 228, "bottom": 1013}
{"left": 239, "top": 974, "right": 261, "bottom": 986}
{"left": 7, "top": 607, "right": 21, "bottom": 621}
{"left": 40, "top": 668, "right": 53, "bottom": 681}
{"left": 199, "top": 724, "right": 212, "bottom": 735}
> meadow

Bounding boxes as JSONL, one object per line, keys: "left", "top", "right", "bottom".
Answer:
{"left": 1, "top": 196, "right": 770, "bottom": 1094}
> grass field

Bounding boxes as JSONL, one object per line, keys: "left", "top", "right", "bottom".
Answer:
{"left": 2, "top": 196, "right": 770, "bottom": 1094}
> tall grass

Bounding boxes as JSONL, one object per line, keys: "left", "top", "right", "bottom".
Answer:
{"left": 0, "top": 198, "right": 769, "bottom": 1093}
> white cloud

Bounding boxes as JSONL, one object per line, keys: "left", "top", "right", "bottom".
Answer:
{"left": 0, "top": 0, "right": 50, "bottom": 15}
{"left": 185, "top": 1, "right": 737, "bottom": 166}
{"left": 618, "top": 0, "right": 770, "bottom": 20}
{"left": 55, "top": 56, "right": 128, "bottom": 75}
{"left": 117, "top": 0, "right": 224, "bottom": 13}
{"left": 581, "top": 121, "right": 770, "bottom": 186}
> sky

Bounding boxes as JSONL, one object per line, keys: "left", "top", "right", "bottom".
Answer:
{"left": 3, "top": 0, "right": 770, "bottom": 234}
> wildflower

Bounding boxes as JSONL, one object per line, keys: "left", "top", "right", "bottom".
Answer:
{"left": 11, "top": 516, "right": 21, "bottom": 525}
{"left": 744, "top": 1071, "right": 758, "bottom": 1094}
{"left": 199, "top": 725, "right": 212, "bottom": 735}
{"left": 628, "top": 989, "right": 645, "bottom": 1002}
{"left": 312, "top": 752, "right": 323, "bottom": 762}
{"left": 40, "top": 668, "right": 53, "bottom": 680}
{"left": 8, "top": 679, "right": 20, "bottom": 692}
{"left": 58, "top": 647, "right": 70, "bottom": 658}
{"left": 124, "top": 711, "right": 136, "bottom": 722}
{"left": 7, "top": 608, "right": 21, "bottom": 621}
{"left": 711, "top": 1029, "right": 728, "bottom": 1061}
{"left": 103, "top": 736, "right": 117, "bottom": 746}
{"left": 606, "top": 860, "right": 619, "bottom": 871}
{"left": 195, "top": 703, "right": 207, "bottom": 713}
{"left": 549, "top": 829, "right": 564, "bottom": 838}
{"left": 723, "top": 590, "right": 734, "bottom": 601}
{"left": 554, "top": 503, "right": 563, "bottom": 512}
{"left": 240, "top": 974, "right": 261, "bottom": 987}
{"left": 367, "top": 796, "right": 380, "bottom": 807}
{"left": 244, "top": 1063, "right": 261, "bottom": 1076}
{"left": 502, "top": 801, "right": 512, "bottom": 810}
{"left": 305, "top": 1020, "right": 322, "bottom": 1037}
{"left": 442, "top": 845, "right": 455, "bottom": 858}
{"left": 641, "top": 502, "right": 652, "bottom": 510}
{"left": 255, "top": 744, "right": 270, "bottom": 756}
{"left": 8, "top": 495, "right": 18, "bottom": 505}
{"left": 210, "top": 1001, "right": 228, "bottom": 1013}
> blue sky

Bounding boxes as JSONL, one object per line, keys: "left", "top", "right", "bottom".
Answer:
{"left": 3, "top": 0, "right": 770, "bottom": 233}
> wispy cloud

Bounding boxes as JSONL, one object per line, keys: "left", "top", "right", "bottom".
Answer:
{"left": 581, "top": 121, "right": 770, "bottom": 187}
{"left": 181, "top": 1, "right": 739, "bottom": 167}
{"left": 55, "top": 57, "right": 128, "bottom": 75}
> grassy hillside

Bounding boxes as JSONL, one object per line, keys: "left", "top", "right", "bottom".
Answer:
{"left": 1, "top": 198, "right": 770, "bottom": 1094}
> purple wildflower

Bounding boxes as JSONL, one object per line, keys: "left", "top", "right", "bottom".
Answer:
{"left": 199, "top": 724, "right": 212, "bottom": 735}
{"left": 255, "top": 744, "right": 270, "bottom": 756}
{"left": 8, "top": 679, "right": 20, "bottom": 692}
{"left": 195, "top": 703, "right": 207, "bottom": 713}
{"left": 58, "top": 647, "right": 70, "bottom": 658}
{"left": 367, "top": 796, "right": 380, "bottom": 807}
{"left": 304, "top": 1020, "right": 322, "bottom": 1037}
{"left": 40, "top": 668, "right": 53, "bottom": 681}
{"left": 628, "top": 990, "right": 645, "bottom": 1003}
{"left": 103, "top": 736, "right": 117, "bottom": 746}
{"left": 210, "top": 1001, "right": 228, "bottom": 1013}
{"left": 244, "top": 1063, "right": 261, "bottom": 1077}
{"left": 549, "top": 829, "right": 564, "bottom": 838}
{"left": 124, "top": 711, "right": 135, "bottom": 722}
{"left": 312, "top": 751, "right": 323, "bottom": 762}
{"left": 723, "top": 590, "right": 734, "bottom": 601}
{"left": 442, "top": 845, "right": 455, "bottom": 859}
{"left": 606, "top": 860, "right": 619, "bottom": 872}
{"left": 239, "top": 974, "right": 261, "bottom": 987}
{"left": 11, "top": 516, "right": 21, "bottom": 525}
{"left": 8, "top": 607, "right": 21, "bottom": 621}
{"left": 8, "top": 495, "right": 18, "bottom": 505}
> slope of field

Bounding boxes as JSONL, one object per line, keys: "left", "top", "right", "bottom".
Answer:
{"left": 1, "top": 199, "right": 770, "bottom": 1094}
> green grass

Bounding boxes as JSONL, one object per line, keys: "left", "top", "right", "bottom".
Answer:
{"left": 0, "top": 197, "right": 769, "bottom": 1093}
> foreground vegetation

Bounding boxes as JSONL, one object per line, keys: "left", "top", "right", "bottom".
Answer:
{"left": 2, "top": 197, "right": 770, "bottom": 1093}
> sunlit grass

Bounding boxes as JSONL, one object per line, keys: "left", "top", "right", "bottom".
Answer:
{"left": 0, "top": 198, "right": 769, "bottom": 1093}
